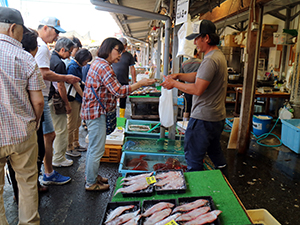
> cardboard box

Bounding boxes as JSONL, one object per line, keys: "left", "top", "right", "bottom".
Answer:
{"left": 261, "top": 31, "right": 275, "bottom": 47}
{"left": 262, "top": 24, "right": 278, "bottom": 32}
{"left": 224, "top": 34, "right": 240, "bottom": 47}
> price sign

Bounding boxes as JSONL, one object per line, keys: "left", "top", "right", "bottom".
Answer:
{"left": 146, "top": 176, "right": 156, "bottom": 184}
{"left": 176, "top": 0, "right": 189, "bottom": 25}
{"left": 165, "top": 220, "right": 179, "bottom": 225}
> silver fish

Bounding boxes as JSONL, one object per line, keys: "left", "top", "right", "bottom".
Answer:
{"left": 106, "top": 210, "right": 140, "bottom": 225}
{"left": 114, "top": 179, "right": 149, "bottom": 196}
{"left": 122, "top": 215, "right": 141, "bottom": 225}
{"left": 184, "top": 210, "right": 222, "bottom": 225}
{"left": 142, "top": 202, "right": 174, "bottom": 217}
{"left": 172, "top": 199, "right": 208, "bottom": 213}
{"left": 176, "top": 206, "right": 210, "bottom": 222}
{"left": 144, "top": 208, "right": 172, "bottom": 225}
{"left": 121, "top": 172, "right": 153, "bottom": 182}
{"left": 105, "top": 205, "right": 135, "bottom": 223}
{"left": 155, "top": 213, "right": 181, "bottom": 225}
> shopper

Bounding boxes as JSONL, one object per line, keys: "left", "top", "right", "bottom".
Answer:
{"left": 0, "top": 7, "right": 45, "bottom": 224}
{"left": 81, "top": 37, "right": 155, "bottom": 191}
{"left": 36, "top": 17, "right": 80, "bottom": 184}
{"left": 161, "top": 20, "right": 228, "bottom": 175}
{"left": 180, "top": 48, "right": 202, "bottom": 120}
{"left": 63, "top": 36, "right": 82, "bottom": 67}
{"left": 67, "top": 49, "right": 92, "bottom": 154}
{"left": 112, "top": 37, "right": 136, "bottom": 118}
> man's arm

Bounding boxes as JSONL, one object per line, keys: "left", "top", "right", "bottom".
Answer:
{"left": 28, "top": 90, "right": 44, "bottom": 127}
{"left": 130, "top": 65, "right": 136, "bottom": 83}
{"left": 57, "top": 81, "right": 71, "bottom": 114}
{"left": 40, "top": 68, "right": 81, "bottom": 84}
{"left": 73, "top": 82, "right": 83, "bottom": 97}
{"left": 169, "top": 72, "right": 197, "bottom": 83}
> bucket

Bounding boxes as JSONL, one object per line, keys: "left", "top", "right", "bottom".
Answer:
{"left": 252, "top": 115, "right": 273, "bottom": 136}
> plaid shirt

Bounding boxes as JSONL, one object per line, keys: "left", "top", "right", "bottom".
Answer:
{"left": 0, "top": 34, "right": 46, "bottom": 147}
{"left": 81, "top": 58, "right": 131, "bottom": 120}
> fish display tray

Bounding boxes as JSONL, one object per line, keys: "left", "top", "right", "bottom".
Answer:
{"left": 176, "top": 196, "right": 221, "bottom": 225}
{"left": 141, "top": 199, "right": 177, "bottom": 224}
{"left": 101, "top": 200, "right": 140, "bottom": 225}
{"left": 122, "top": 137, "right": 185, "bottom": 154}
{"left": 125, "top": 119, "right": 185, "bottom": 139}
{"left": 120, "top": 172, "right": 154, "bottom": 198}
{"left": 155, "top": 170, "right": 187, "bottom": 195}
{"left": 119, "top": 152, "right": 187, "bottom": 176}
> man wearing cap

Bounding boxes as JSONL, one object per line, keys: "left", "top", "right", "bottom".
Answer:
{"left": 35, "top": 17, "right": 80, "bottom": 185}
{"left": 161, "top": 20, "right": 228, "bottom": 176}
{"left": 112, "top": 37, "right": 136, "bottom": 118}
{"left": 0, "top": 7, "right": 45, "bottom": 224}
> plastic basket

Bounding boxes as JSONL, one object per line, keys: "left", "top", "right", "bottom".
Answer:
{"left": 281, "top": 119, "right": 300, "bottom": 154}
{"left": 247, "top": 209, "right": 280, "bottom": 225}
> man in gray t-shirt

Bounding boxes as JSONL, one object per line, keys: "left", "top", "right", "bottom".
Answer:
{"left": 161, "top": 20, "right": 227, "bottom": 175}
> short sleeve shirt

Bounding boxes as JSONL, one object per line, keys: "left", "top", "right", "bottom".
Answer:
{"left": 0, "top": 34, "right": 46, "bottom": 147}
{"left": 191, "top": 49, "right": 228, "bottom": 121}
{"left": 112, "top": 51, "right": 135, "bottom": 84}
{"left": 35, "top": 37, "right": 51, "bottom": 97}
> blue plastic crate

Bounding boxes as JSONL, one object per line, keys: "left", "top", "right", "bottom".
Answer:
{"left": 119, "top": 151, "right": 187, "bottom": 176}
{"left": 281, "top": 119, "right": 300, "bottom": 154}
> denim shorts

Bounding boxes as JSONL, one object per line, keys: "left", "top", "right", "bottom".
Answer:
{"left": 42, "top": 96, "right": 55, "bottom": 134}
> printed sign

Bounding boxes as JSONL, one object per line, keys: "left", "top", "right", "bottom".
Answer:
{"left": 176, "top": 0, "right": 189, "bottom": 25}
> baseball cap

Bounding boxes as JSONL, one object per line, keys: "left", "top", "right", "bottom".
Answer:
{"left": 186, "top": 20, "right": 216, "bottom": 40}
{"left": 39, "top": 17, "right": 66, "bottom": 33}
{"left": 0, "top": 7, "right": 29, "bottom": 33}
{"left": 119, "top": 37, "right": 127, "bottom": 45}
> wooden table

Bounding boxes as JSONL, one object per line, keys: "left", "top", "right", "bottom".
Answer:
{"left": 234, "top": 88, "right": 290, "bottom": 116}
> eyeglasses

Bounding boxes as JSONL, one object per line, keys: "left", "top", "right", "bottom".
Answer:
{"left": 113, "top": 48, "right": 122, "bottom": 55}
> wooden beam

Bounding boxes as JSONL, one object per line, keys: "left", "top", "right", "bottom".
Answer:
{"left": 266, "top": 11, "right": 286, "bottom": 21}
{"left": 236, "top": 3, "right": 263, "bottom": 154}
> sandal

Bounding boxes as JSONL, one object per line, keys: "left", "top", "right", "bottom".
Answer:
{"left": 85, "top": 182, "right": 109, "bottom": 191}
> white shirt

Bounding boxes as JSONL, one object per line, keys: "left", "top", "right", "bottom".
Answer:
{"left": 35, "top": 37, "right": 51, "bottom": 97}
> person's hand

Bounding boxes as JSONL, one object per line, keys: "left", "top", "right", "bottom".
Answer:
{"left": 169, "top": 73, "right": 178, "bottom": 80}
{"left": 65, "top": 104, "right": 72, "bottom": 114}
{"left": 66, "top": 75, "right": 81, "bottom": 84}
{"left": 138, "top": 78, "right": 156, "bottom": 87}
{"left": 161, "top": 75, "right": 176, "bottom": 90}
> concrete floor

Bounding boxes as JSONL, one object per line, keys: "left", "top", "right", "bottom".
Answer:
{"left": 3, "top": 103, "right": 300, "bottom": 225}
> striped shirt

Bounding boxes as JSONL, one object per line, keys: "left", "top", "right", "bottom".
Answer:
{"left": 0, "top": 34, "right": 46, "bottom": 147}
{"left": 81, "top": 58, "right": 131, "bottom": 120}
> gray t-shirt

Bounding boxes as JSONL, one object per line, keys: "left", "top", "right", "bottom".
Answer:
{"left": 191, "top": 49, "right": 227, "bottom": 121}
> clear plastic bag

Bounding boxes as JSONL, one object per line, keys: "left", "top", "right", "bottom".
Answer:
{"left": 159, "top": 87, "right": 174, "bottom": 127}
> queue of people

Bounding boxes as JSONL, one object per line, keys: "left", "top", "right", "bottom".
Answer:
{"left": 0, "top": 5, "right": 227, "bottom": 225}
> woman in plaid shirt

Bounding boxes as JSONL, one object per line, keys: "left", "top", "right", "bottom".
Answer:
{"left": 81, "top": 38, "right": 155, "bottom": 191}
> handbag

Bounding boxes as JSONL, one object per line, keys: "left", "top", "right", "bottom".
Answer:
{"left": 52, "top": 92, "right": 66, "bottom": 115}
{"left": 91, "top": 86, "right": 116, "bottom": 135}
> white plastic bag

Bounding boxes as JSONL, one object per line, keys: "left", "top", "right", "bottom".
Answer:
{"left": 177, "top": 15, "right": 195, "bottom": 58}
{"left": 159, "top": 87, "right": 174, "bottom": 127}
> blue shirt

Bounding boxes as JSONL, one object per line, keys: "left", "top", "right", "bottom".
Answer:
{"left": 67, "top": 59, "right": 84, "bottom": 103}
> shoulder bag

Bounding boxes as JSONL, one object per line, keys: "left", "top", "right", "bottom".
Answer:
{"left": 52, "top": 92, "right": 66, "bottom": 115}
{"left": 91, "top": 86, "right": 116, "bottom": 135}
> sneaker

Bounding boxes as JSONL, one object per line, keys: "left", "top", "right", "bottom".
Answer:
{"left": 42, "top": 171, "right": 71, "bottom": 185}
{"left": 85, "top": 182, "right": 109, "bottom": 191}
{"left": 66, "top": 150, "right": 81, "bottom": 157}
{"left": 52, "top": 158, "right": 73, "bottom": 167}
{"left": 74, "top": 145, "right": 87, "bottom": 152}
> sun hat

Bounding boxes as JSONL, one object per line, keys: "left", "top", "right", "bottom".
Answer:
{"left": 186, "top": 19, "right": 216, "bottom": 40}
{"left": 39, "top": 17, "right": 66, "bottom": 33}
{"left": 119, "top": 37, "right": 127, "bottom": 45}
{"left": 0, "top": 7, "right": 29, "bottom": 33}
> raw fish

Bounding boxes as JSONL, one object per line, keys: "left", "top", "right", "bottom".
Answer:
{"left": 127, "top": 155, "right": 148, "bottom": 168}
{"left": 175, "top": 206, "right": 210, "bottom": 222}
{"left": 142, "top": 202, "right": 175, "bottom": 217}
{"left": 114, "top": 179, "right": 149, "bottom": 196}
{"left": 122, "top": 215, "right": 141, "bottom": 225}
{"left": 106, "top": 210, "right": 140, "bottom": 225}
{"left": 172, "top": 199, "right": 208, "bottom": 213}
{"left": 121, "top": 172, "right": 153, "bottom": 182}
{"left": 155, "top": 213, "right": 181, "bottom": 225}
{"left": 144, "top": 208, "right": 172, "bottom": 225}
{"left": 155, "top": 171, "right": 181, "bottom": 179}
{"left": 184, "top": 210, "right": 222, "bottom": 225}
{"left": 105, "top": 205, "right": 135, "bottom": 223}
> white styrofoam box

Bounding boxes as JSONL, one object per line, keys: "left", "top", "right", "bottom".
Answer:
{"left": 273, "top": 33, "right": 293, "bottom": 45}
{"left": 85, "top": 127, "right": 125, "bottom": 145}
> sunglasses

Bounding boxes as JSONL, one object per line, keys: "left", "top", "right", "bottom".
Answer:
{"left": 50, "top": 27, "right": 60, "bottom": 34}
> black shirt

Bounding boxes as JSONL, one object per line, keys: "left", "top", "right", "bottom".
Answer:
{"left": 112, "top": 51, "right": 135, "bottom": 84}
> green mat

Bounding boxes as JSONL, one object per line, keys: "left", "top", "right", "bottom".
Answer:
{"left": 111, "top": 170, "right": 251, "bottom": 225}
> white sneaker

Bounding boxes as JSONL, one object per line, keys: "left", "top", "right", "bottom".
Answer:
{"left": 52, "top": 158, "right": 73, "bottom": 167}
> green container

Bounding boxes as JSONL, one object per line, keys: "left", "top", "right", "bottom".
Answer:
{"left": 122, "top": 136, "right": 185, "bottom": 155}
{"left": 116, "top": 117, "right": 127, "bottom": 128}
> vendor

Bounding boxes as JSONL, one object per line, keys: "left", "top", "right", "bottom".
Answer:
{"left": 161, "top": 20, "right": 228, "bottom": 176}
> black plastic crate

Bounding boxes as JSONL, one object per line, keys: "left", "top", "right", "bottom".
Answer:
{"left": 154, "top": 170, "right": 187, "bottom": 195}
{"left": 101, "top": 201, "right": 140, "bottom": 225}
{"left": 120, "top": 172, "right": 155, "bottom": 197}
{"left": 176, "top": 196, "right": 221, "bottom": 225}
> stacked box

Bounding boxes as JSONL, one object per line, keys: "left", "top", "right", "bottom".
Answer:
{"left": 101, "top": 144, "right": 123, "bottom": 163}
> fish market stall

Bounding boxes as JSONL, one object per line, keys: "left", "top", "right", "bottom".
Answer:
{"left": 105, "top": 170, "right": 252, "bottom": 224}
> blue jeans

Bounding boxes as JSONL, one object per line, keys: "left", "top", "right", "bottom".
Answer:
{"left": 85, "top": 115, "right": 106, "bottom": 185}
{"left": 184, "top": 118, "right": 226, "bottom": 171}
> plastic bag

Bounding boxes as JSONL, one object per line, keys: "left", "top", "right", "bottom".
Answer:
{"left": 159, "top": 87, "right": 174, "bottom": 127}
{"left": 177, "top": 15, "right": 195, "bottom": 58}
